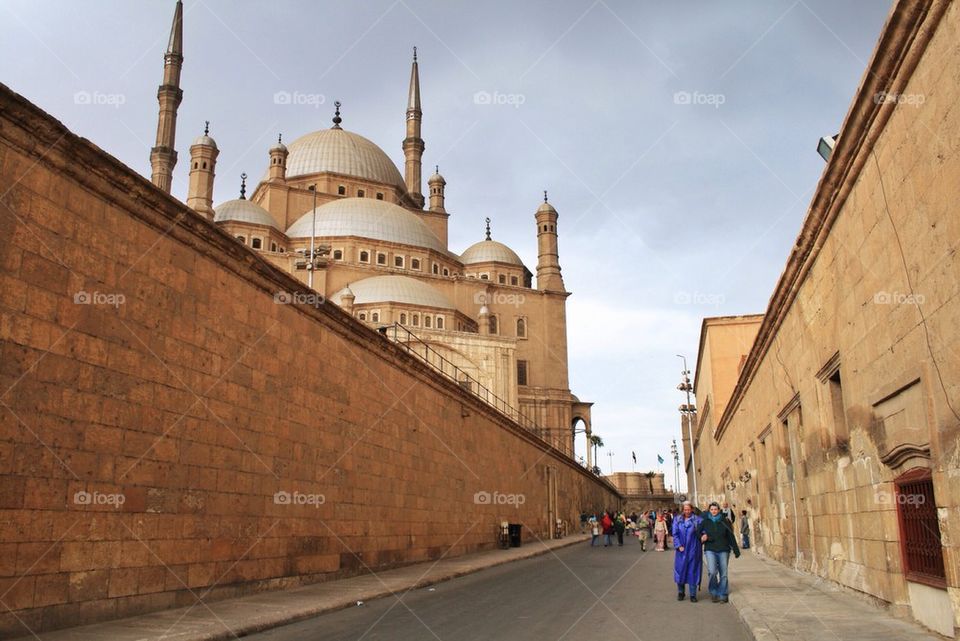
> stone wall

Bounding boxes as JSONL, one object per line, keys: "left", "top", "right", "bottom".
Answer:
{"left": 691, "top": 1, "right": 959, "bottom": 636}
{"left": 0, "top": 85, "right": 619, "bottom": 636}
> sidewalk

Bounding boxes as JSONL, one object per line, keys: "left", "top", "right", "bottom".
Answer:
{"left": 730, "top": 550, "right": 946, "bottom": 641}
{"left": 12, "top": 534, "right": 591, "bottom": 641}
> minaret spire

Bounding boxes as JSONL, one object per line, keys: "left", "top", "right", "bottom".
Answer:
{"left": 403, "top": 46, "right": 425, "bottom": 208}
{"left": 485, "top": 217, "right": 491, "bottom": 241}
{"left": 150, "top": 0, "right": 184, "bottom": 194}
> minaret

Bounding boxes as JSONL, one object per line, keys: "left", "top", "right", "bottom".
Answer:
{"left": 150, "top": 0, "right": 184, "bottom": 194}
{"left": 268, "top": 133, "right": 288, "bottom": 182}
{"left": 535, "top": 191, "right": 565, "bottom": 291}
{"left": 403, "top": 47, "right": 425, "bottom": 208}
{"left": 428, "top": 165, "right": 445, "bottom": 213}
{"left": 186, "top": 121, "right": 218, "bottom": 219}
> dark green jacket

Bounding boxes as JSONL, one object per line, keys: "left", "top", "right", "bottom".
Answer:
{"left": 701, "top": 516, "right": 741, "bottom": 556}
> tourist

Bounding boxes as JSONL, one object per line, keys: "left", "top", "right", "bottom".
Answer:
{"left": 589, "top": 515, "right": 600, "bottom": 547}
{"left": 653, "top": 513, "right": 668, "bottom": 551}
{"left": 636, "top": 512, "right": 652, "bottom": 551}
{"left": 601, "top": 511, "right": 614, "bottom": 547}
{"left": 665, "top": 509, "right": 674, "bottom": 549}
{"left": 740, "top": 510, "right": 750, "bottom": 549}
{"left": 614, "top": 511, "right": 626, "bottom": 546}
{"left": 702, "top": 501, "right": 741, "bottom": 603}
{"left": 672, "top": 501, "right": 705, "bottom": 602}
{"left": 721, "top": 501, "right": 736, "bottom": 524}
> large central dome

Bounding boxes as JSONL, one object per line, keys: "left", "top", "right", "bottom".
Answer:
{"left": 283, "top": 128, "right": 405, "bottom": 188}
{"left": 286, "top": 198, "right": 445, "bottom": 252}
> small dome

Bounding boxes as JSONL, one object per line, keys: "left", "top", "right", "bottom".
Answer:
{"left": 330, "top": 275, "right": 454, "bottom": 309}
{"left": 341, "top": 285, "right": 355, "bottom": 298}
{"left": 286, "top": 198, "right": 445, "bottom": 252}
{"left": 280, "top": 128, "right": 404, "bottom": 188}
{"left": 214, "top": 199, "right": 280, "bottom": 230}
{"left": 270, "top": 134, "right": 287, "bottom": 153}
{"left": 537, "top": 201, "right": 557, "bottom": 214}
{"left": 460, "top": 239, "right": 523, "bottom": 266}
{"left": 428, "top": 170, "right": 445, "bottom": 185}
{"left": 192, "top": 134, "right": 217, "bottom": 149}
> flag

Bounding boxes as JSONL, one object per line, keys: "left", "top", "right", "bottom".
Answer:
{"left": 631, "top": 451, "right": 636, "bottom": 464}
{"left": 657, "top": 454, "right": 664, "bottom": 464}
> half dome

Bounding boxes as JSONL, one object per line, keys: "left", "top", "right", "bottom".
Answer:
{"left": 331, "top": 275, "right": 454, "bottom": 309}
{"left": 460, "top": 239, "right": 523, "bottom": 266}
{"left": 214, "top": 199, "right": 280, "bottom": 230}
{"left": 282, "top": 128, "right": 405, "bottom": 188}
{"left": 286, "top": 198, "right": 445, "bottom": 252}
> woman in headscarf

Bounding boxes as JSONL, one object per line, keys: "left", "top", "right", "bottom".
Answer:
{"left": 672, "top": 501, "right": 705, "bottom": 602}
{"left": 653, "top": 512, "right": 668, "bottom": 551}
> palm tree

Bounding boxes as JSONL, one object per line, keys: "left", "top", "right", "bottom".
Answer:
{"left": 590, "top": 435, "right": 604, "bottom": 474}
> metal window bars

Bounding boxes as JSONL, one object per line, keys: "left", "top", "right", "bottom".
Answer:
{"left": 380, "top": 322, "right": 540, "bottom": 436}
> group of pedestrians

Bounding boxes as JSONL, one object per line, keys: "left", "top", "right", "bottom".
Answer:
{"left": 582, "top": 500, "right": 749, "bottom": 604}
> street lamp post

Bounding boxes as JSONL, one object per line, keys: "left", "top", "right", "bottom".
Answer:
{"left": 677, "top": 354, "right": 698, "bottom": 504}
{"left": 607, "top": 450, "right": 614, "bottom": 475}
{"left": 307, "top": 184, "right": 318, "bottom": 289}
{"left": 670, "top": 438, "right": 680, "bottom": 496}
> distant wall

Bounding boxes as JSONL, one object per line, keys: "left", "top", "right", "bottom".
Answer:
{"left": 0, "top": 86, "right": 618, "bottom": 636}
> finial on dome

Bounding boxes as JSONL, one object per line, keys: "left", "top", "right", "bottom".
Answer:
{"left": 278, "top": 133, "right": 282, "bottom": 144}
{"left": 413, "top": 46, "right": 417, "bottom": 62}
{"left": 435, "top": 165, "right": 439, "bottom": 174}
{"left": 543, "top": 190, "right": 548, "bottom": 203}
{"left": 332, "top": 101, "right": 342, "bottom": 129}
{"left": 239, "top": 173, "right": 247, "bottom": 200}
{"left": 485, "top": 217, "right": 491, "bottom": 241}
{"left": 204, "top": 120, "right": 209, "bottom": 135}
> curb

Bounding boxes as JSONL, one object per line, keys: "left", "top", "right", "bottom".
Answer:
{"left": 18, "top": 535, "right": 591, "bottom": 641}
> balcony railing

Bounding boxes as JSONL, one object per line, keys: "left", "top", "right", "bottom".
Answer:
{"left": 379, "top": 322, "right": 540, "bottom": 434}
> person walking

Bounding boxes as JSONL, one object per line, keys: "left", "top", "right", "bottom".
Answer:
{"left": 614, "top": 512, "right": 626, "bottom": 546}
{"left": 721, "top": 501, "right": 736, "bottom": 524}
{"left": 589, "top": 515, "right": 600, "bottom": 547}
{"left": 601, "top": 511, "right": 614, "bottom": 547}
{"left": 665, "top": 509, "right": 674, "bottom": 549}
{"left": 672, "top": 501, "right": 704, "bottom": 602}
{"left": 702, "top": 502, "right": 741, "bottom": 603}
{"left": 739, "top": 510, "right": 750, "bottom": 549}
{"left": 653, "top": 513, "right": 668, "bottom": 551}
{"left": 636, "top": 512, "right": 652, "bottom": 551}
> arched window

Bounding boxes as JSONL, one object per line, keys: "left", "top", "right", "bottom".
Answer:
{"left": 432, "top": 263, "right": 439, "bottom": 275}
{"left": 411, "top": 258, "right": 421, "bottom": 270}
{"left": 358, "top": 312, "right": 367, "bottom": 321}
{"left": 498, "top": 274, "right": 506, "bottom": 284}
{"left": 371, "top": 312, "right": 379, "bottom": 323}
{"left": 442, "top": 268, "right": 449, "bottom": 276}
{"left": 489, "top": 315, "right": 498, "bottom": 335}
{"left": 271, "top": 242, "right": 277, "bottom": 252}
{"left": 424, "top": 316, "right": 432, "bottom": 328}
{"left": 377, "top": 253, "right": 387, "bottom": 265}
{"left": 400, "top": 313, "right": 407, "bottom": 325}
{"left": 333, "top": 249, "right": 343, "bottom": 260}
{"left": 251, "top": 238, "right": 262, "bottom": 249}
{"left": 338, "top": 185, "right": 346, "bottom": 195}
{"left": 359, "top": 250, "right": 370, "bottom": 263}
{"left": 517, "top": 318, "right": 526, "bottom": 338}
{"left": 436, "top": 316, "right": 444, "bottom": 330}
{"left": 236, "top": 236, "right": 245, "bottom": 244}
{"left": 358, "top": 189, "right": 365, "bottom": 197}
{"left": 376, "top": 192, "right": 384, "bottom": 200}
{"left": 411, "top": 314, "right": 419, "bottom": 327}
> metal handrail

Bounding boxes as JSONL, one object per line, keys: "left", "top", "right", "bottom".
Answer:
{"left": 380, "top": 322, "right": 541, "bottom": 435}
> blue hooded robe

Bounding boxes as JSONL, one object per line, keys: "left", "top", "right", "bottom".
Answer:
{"left": 672, "top": 513, "right": 704, "bottom": 586}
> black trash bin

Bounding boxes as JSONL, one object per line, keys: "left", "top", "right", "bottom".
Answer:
{"left": 508, "top": 523, "right": 522, "bottom": 547}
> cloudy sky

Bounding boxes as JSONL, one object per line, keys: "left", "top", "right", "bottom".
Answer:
{"left": 2, "top": 0, "right": 892, "bottom": 487}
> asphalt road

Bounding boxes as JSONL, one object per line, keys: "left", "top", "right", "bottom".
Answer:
{"left": 247, "top": 538, "right": 752, "bottom": 641}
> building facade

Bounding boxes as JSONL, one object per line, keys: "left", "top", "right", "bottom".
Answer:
{"left": 145, "top": 2, "right": 593, "bottom": 461}
{"left": 681, "top": 1, "right": 959, "bottom": 636}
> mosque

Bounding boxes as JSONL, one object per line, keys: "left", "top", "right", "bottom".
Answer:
{"left": 148, "top": 1, "right": 594, "bottom": 462}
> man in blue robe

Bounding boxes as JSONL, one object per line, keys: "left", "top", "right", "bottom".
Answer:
{"left": 672, "top": 500, "right": 705, "bottom": 602}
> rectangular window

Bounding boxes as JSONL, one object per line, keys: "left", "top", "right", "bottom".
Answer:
{"left": 517, "top": 360, "right": 528, "bottom": 386}
{"left": 511, "top": 276, "right": 519, "bottom": 286}
{"left": 895, "top": 469, "right": 945, "bottom": 587}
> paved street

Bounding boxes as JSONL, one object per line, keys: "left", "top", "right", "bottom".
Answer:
{"left": 247, "top": 540, "right": 751, "bottom": 641}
